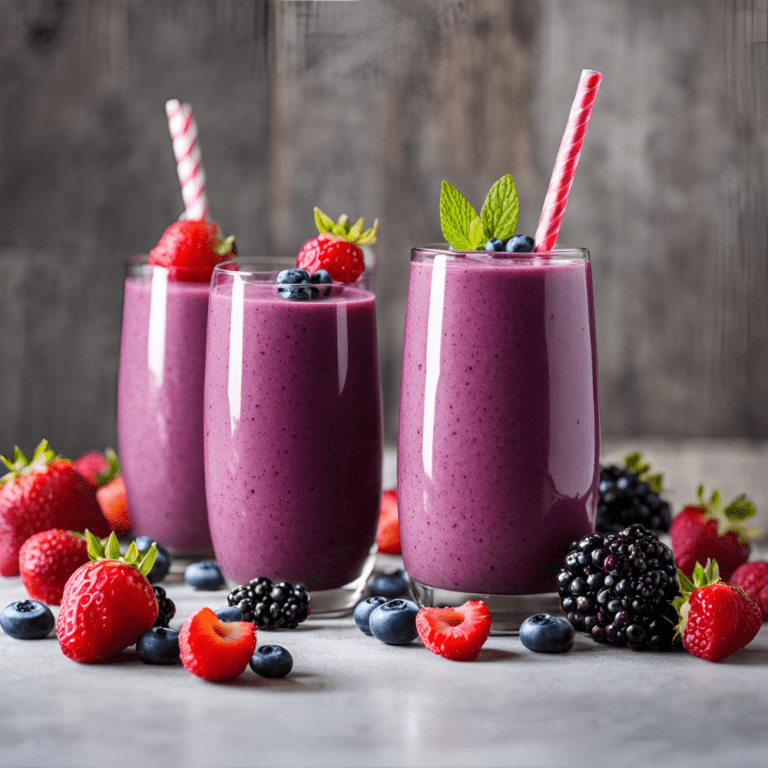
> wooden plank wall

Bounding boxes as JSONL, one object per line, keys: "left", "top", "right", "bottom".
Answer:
{"left": 0, "top": 0, "right": 766, "bottom": 457}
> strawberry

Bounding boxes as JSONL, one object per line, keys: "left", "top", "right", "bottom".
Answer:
{"left": 296, "top": 207, "right": 378, "bottom": 283}
{"left": 416, "top": 600, "right": 492, "bottom": 661}
{"left": 0, "top": 440, "right": 110, "bottom": 576}
{"left": 57, "top": 532, "right": 159, "bottom": 663}
{"left": 94, "top": 449, "right": 131, "bottom": 537}
{"left": 72, "top": 451, "right": 109, "bottom": 488}
{"left": 180, "top": 606, "right": 256, "bottom": 681}
{"left": 19, "top": 529, "right": 89, "bottom": 605}
{"left": 729, "top": 561, "right": 768, "bottom": 621}
{"left": 670, "top": 485, "right": 760, "bottom": 581}
{"left": 148, "top": 219, "right": 235, "bottom": 282}
{"left": 377, "top": 489, "right": 401, "bottom": 555}
{"left": 673, "top": 559, "right": 762, "bottom": 661}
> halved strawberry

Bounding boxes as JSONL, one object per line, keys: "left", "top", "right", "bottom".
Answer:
{"left": 296, "top": 208, "right": 378, "bottom": 283}
{"left": 180, "top": 607, "right": 256, "bottom": 681}
{"left": 416, "top": 600, "right": 492, "bottom": 661}
{"left": 377, "top": 489, "right": 400, "bottom": 555}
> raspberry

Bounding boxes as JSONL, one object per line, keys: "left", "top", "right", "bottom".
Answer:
{"left": 179, "top": 607, "right": 256, "bottom": 681}
{"left": 729, "top": 561, "right": 768, "bottom": 621}
{"left": 416, "top": 600, "right": 492, "bottom": 661}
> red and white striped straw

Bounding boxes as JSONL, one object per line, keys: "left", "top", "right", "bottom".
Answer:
{"left": 165, "top": 99, "right": 209, "bottom": 221}
{"left": 534, "top": 70, "right": 602, "bottom": 252}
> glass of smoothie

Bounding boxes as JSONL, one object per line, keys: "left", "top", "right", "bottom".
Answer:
{"left": 204, "top": 257, "right": 382, "bottom": 616}
{"left": 398, "top": 245, "right": 599, "bottom": 632}
{"left": 118, "top": 256, "right": 214, "bottom": 553}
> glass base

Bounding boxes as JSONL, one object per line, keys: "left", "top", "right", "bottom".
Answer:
{"left": 408, "top": 578, "right": 562, "bottom": 635}
{"left": 307, "top": 548, "right": 378, "bottom": 618}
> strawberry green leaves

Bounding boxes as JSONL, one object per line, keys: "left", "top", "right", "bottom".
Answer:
{"left": 624, "top": 451, "right": 663, "bottom": 495}
{"left": 313, "top": 207, "right": 378, "bottom": 245}
{"left": 0, "top": 440, "right": 60, "bottom": 485}
{"left": 439, "top": 174, "right": 520, "bottom": 251}
{"left": 85, "top": 530, "right": 158, "bottom": 577}
{"left": 691, "top": 484, "right": 761, "bottom": 544}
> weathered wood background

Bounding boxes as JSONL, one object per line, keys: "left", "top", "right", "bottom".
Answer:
{"left": 0, "top": 0, "right": 766, "bottom": 457}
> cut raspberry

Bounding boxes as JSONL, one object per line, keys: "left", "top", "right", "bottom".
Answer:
{"left": 377, "top": 489, "right": 400, "bottom": 554}
{"left": 296, "top": 234, "right": 364, "bottom": 283}
{"left": 149, "top": 220, "right": 235, "bottom": 282}
{"left": 179, "top": 607, "right": 256, "bottom": 681}
{"left": 729, "top": 561, "right": 768, "bottom": 621}
{"left": 416, "top": 600, "right": 492, "bottom": 661}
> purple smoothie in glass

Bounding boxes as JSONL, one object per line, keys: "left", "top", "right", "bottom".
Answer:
{"left": 398, "top": 248, "right": 599, "bottom": 598}
{"left": 204, "top": 261, "right": 382, "bottom": 592}
{"left": 118, "top": 258, "right": 212, "bottom": 552}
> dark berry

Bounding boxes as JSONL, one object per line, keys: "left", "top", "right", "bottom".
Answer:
{"left": 185, "top": 561, "right": 225, "bottom": 590}
{"left": 353, "top": 596, "right": 388, "bottom": 635}
{"left": 556, "top": 525, "right": 681, "bottom": 651}
{"left": 152, "top": 586, "right": 176, "bottom": 627}
{"left": 368, "top": 599, "right": 419, "bottom": 645}
{"left": 369, "top": 569, "right": 409, "bottom": 599}
{"left": 249, "top": 644, "right": 293, "bottom": 678}
{"left": 277, "top": 268, "right": 313, "bottom": 301}
{"left": 215, "top": 606, "right": 245, "bottom": 623}
{"left": 0, "top": 600, "right": 55, "bottom": 639}
{"left": 136, "top": 626, "right": 180, "bottom": 665}
{"left": 227, "top": 577, "right": 310, "bottom": 630}
{"left": 135, "top": 536, "right": 171, "bottom": 584}
{"left": 519, "top": 614, "right": 575, "bottom": 653}
{"left": 483, "top": 238, "right": 504, "bottom": 252}
{"left": 504, "top": 235, "right": 535, "bottom": 253}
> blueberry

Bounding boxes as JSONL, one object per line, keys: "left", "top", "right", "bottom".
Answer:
{"left": 277, "top": 268, "right": 314, "bottom": 301}
{"left": 369, "top": 569, "right": 409, "bottom": 599}
{"left": 249, "top": 644, "right": 294, "bottom": 678}
{"left": 504, "top": 235, "right": 535, "bottom": 253}
{"left": 185, "top": 561, "right": 225, "bottom": 590}
{"left": 368, "top": 599, "right": 419, "bottom": 645}
{"left": 277, "top": 268, "right": 312, "bottom": 284}
{"left": 311, "top": 269, "right": 332, "bottom": 284}
{"left": 484, "top": 238, "right": 504, "bottom": 252}
{"left": 353, "top": 596, "right": 388, "bottom": 634}
{"left": 215, "top": 605, "right": 245, "bottom": 623}
{"left": 0, "top": 600, "right": 55, "bottom": 639}
{"left": 135, "top": 536, "right": 172, "bottom": 584}
{"left": 136, "top": 626, "right": 180, "bottom": 665}
{"left": 519, "top": 614, "right": 575, "bottom": 653}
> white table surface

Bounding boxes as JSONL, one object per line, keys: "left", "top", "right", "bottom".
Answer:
{"left": 2, "top": 441, "right": 768, "bottom": 768}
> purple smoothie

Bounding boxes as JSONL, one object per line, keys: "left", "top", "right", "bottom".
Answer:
{"left": 398, "top": 248, "right": 599, "bottom": 595}
{"left": 118, "top": 260, "right": 212, "bottom": 551}
{"left": 204, "top": 271, "right": 382, "bottom": 590}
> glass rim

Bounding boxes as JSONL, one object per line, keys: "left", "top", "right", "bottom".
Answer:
{"left": 411, "top": 244, "right": 590, "bottom": 261}
{"left": 211, "top": 257, "right": 375, "bottom": 290}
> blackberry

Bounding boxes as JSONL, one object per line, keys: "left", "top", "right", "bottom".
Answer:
{"left": 227, "top": 577, "right": 310, "bottom": 630}
{"left": 597, "top": 452, "right": 672, "bottom": 534}
{"left": 557, "top": 524, "right": 681, "bottom": 651}
{"left": 153, "top": 586, "right": 176, "bottom": 628}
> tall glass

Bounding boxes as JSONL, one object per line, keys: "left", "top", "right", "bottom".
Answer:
{"left": 117, "top": 257, "right": 213, "bottom": 553}
{"left": 204, "top": 258, "right": 382, "bottom": 615}
{"left": 398, "top": 246, "right": 599, "bottom": 632}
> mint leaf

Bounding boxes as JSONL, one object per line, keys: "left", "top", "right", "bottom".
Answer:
{"left": 440, "top": 181, "right": 479, "bottom": 250}
{"left": 481, "top": 174, "right": 519, "bottom": 241}
{"left": 468, "top": 217, "right": 485, "bottom": 249}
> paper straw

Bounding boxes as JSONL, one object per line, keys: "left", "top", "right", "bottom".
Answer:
{"left": 534, "top": 70, "right": 602, "bottom": 252}
{"left": 165, "top": 99, "right": 209, "bottom": 221}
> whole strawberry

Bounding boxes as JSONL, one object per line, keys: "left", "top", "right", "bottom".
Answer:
{"left": 377, "top": 489, "right": 400, "bottom": 555}
{"left": 296, "top": 207, "right": 378, "bottom": 283}
{"left": 673, "top": 560, "right": 762, "bottom": 662}
{"left": 72, "top": 451, "right": 109, "bottom": 488}
{"left": 149, "top": 219, "right": 235, "bottom": 282}
{"left": 670, "top": 485, "right": 760, "bottom": 581}
{"left": 0, "top": 441, "right": 110, "bottom": 576}
{"left": 19, "top": 529, "right": 89, "bottom": 605}
{"left": 94, "top": 449, "right": 131, "bottom": 537}
{"left": 57, "top": 532, "right": 158, "bottom": 663}
{"left": 729, "top": 561, "right": 768, "bottom": 622}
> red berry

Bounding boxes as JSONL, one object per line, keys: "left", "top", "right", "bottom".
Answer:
{"left": 296, "top": 234, "right": 365, "bottom": 283}
{"left": 377, "top": 489, "right": 400, "bottom": 555}
{"left": 180, "top": 607, "right": 257, "bottom": 681}
{"left": 73, "top": 451, "right": 109, "bottom": 488}
{"left": 97, "top": 477, "right": 131, "bottom": 537}
{"left": 670, "top": 486, "right": 758, "bottom": 581}
{"left": 729, "top": 561, "right": 768, "bottom": 621}
{"left": 0, "top": 441, "right": 110, "bottom": 576}
{"left": 416, "top": 600, "right": 492, "bottom": 661}
{"left": 57, "top": 558, "right": 158, "bottom": 663}
{"left": 19, "top": 529, "right": 89, "bottom": 605}
{"left": 148, "top": 220, "right": 235, "bottom": 282}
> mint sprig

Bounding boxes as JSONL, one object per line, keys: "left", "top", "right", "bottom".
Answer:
{"left": 439, "top": 174, "right": 520, "bottom": 251}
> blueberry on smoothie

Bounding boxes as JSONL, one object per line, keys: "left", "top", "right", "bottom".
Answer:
{"left": 277, "top": 268, "right": 313, "bottom": 301}
{"left": 504, "top": 235, "right": 535, "bottom": 253}
{"left": 484, "top": 238, "right": 504, "bottom": 252}
{"left": 0, "top": 600, "right": 55, "bottom": 640}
